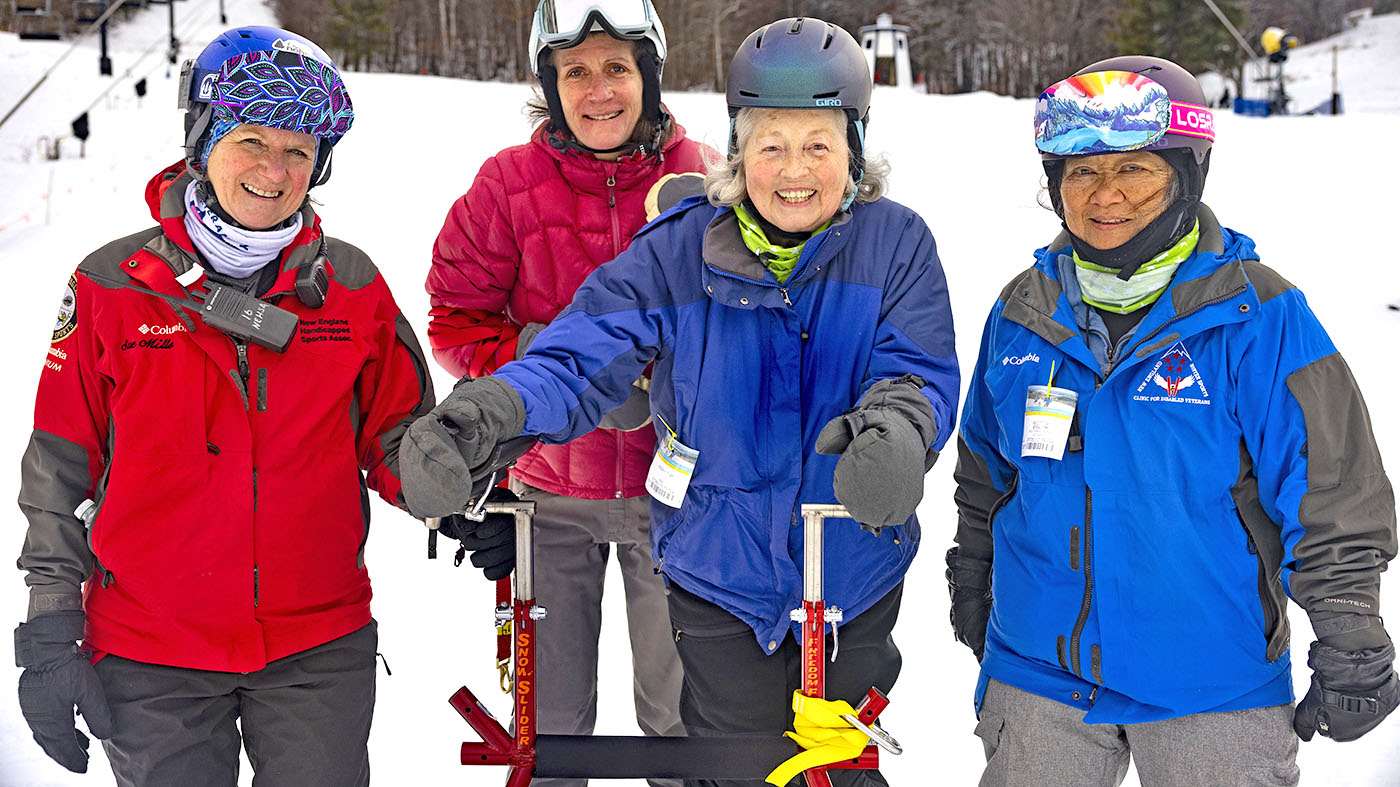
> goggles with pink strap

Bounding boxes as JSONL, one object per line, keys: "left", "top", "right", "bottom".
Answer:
{"left": 1034, "top": 70, "right": 1213, "bottom": 157}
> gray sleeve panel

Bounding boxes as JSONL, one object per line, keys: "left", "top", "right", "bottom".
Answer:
{"left": 1286, "top": 352, "right": 1398, "bottom": 622}
{"left": 1231, "top": 441, "right": 1292, "bottom": 662}
{"left": 17, "top": 430, "right": 94, "bottom": 620}
{"left": 952, "top": 435, "right": 1000, "bottom": 567}
{"left": 77, "top": 227, "right": 164, "bottom": 284}
{"left": 378, "top": 311, "right": 437, "bottom": 509}
{"left": 323, "top": 238, "right": 379, "bottom": 291}
{"left": 998, "top": 268, "right": 1077, "bottom": 347}
{"left": 1241, "top": 260, "right": 1296, "bottom": 304}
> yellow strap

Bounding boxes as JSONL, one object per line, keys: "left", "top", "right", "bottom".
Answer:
{"left": 765, "top": 692, "right": 869, "bottom": 786}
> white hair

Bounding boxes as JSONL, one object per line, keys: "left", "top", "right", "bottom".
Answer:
{"left": 704, "top": 107, "right": 889, "bottom": 208}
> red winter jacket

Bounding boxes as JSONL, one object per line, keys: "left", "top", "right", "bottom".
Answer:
{"left": 427, "top": 120, "right": 715, "bottom": 499}
{"left": 17, "top": 163, "right": 434, "bottom": 672}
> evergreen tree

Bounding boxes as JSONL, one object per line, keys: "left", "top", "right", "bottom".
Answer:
{"left": 1108, "top": 0, "right": 1247, "bottom": 75}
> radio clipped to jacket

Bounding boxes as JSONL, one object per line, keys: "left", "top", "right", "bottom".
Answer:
{"left": 190, "top": 281, "right": 299, "bottom": 352}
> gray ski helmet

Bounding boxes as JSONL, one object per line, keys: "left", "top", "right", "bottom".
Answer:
{"left": 529, "top": 0, "right": 667, "bottom": 152}
{"left": 725, "top": 17, "right": 872, "bottom": 180}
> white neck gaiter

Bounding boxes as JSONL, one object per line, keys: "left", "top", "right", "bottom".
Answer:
{"left": 183, "top": 182, "right": 303, "bottom": 278}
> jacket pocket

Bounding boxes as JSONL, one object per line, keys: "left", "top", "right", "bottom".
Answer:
{"left": 1237, "top": 510, "right": 1289, "bottom": 662}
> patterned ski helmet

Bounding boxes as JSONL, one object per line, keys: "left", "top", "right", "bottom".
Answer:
{"left": 179, "top": 26, "right": 354, "bottom": 186}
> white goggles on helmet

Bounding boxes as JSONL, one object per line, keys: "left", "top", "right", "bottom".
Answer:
{"left": 535, "top": 0, "right": 657, "bottom": 49}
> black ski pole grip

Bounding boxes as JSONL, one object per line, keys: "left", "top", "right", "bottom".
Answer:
{"left": 198, "top": 282, "right": 299, "bottom": 352}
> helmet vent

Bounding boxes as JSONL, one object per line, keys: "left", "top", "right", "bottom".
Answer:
{"left": 813, "top": 91, "right": 839, "bottom": 99}
{"left": 738, "top": 90, "right": 760, "bottom": 98}
{"left": 787, "top": 19, "right": 803, "bottom": 34}
{"left": 822, "top": 30, "right": 835, "bottom": 49}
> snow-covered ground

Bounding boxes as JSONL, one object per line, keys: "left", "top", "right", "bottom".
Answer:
{"left": 2, "top": 3, "right": 1398, "bottom": 785}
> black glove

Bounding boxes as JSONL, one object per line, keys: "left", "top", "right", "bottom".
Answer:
{"left": 401, "top": 376, "right": 527, "bottom": 518}
{"left": 437, "top": 489, "right": 519, "bottom": 581}
{"left": 815, "top": 375, "right": 937, "bottom": 532}
{"left": 13, "top": 611, "right": 114, "bottom": 773}
{"left": 946, "top": 547, "right": 992, "bottom": 662}
{"left": 1293, "top": 639, "right": 1400, "bottom": 742}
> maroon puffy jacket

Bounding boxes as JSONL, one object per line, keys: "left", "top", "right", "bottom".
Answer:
{"left": 427, "top": 120, "right": 715, "bottom": 499}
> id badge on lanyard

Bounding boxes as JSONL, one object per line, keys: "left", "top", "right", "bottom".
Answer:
{"left": 646, "top": 414, "right": 698, "bottom": 508}
{"left": 1022, "top": 362, "right": 1078, "bottom": 460}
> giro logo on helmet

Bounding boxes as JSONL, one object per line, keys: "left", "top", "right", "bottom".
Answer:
{"left": 814, "top": 98, "right": 843, "bottom": 107}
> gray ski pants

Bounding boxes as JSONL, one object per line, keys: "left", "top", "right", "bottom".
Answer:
{"left": 975, "top": 678, "right": 1300, "bottom": 787}
{"left": 511, "top": 478, "right": 685, "bottom": 787}
{"left": 93, "top": 621, "right": 377, "bottom": 787}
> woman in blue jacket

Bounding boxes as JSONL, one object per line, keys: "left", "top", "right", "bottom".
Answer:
{"left": 402, "top": 18, "right": 958, "bottom": 787}
{"left": 949, "top": 56, "right": 1398, "bottom": 785}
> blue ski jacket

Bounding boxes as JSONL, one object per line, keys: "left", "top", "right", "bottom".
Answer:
{"left": 954, "top": 207, "right": 1396, "bottom": 723}
{"left": 495, "top": 196, "right": 959, "bottom": 653}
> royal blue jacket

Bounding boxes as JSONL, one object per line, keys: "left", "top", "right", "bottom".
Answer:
{"left": 953, "top": 207, "right": 1396, "bottom": 723}
{"left": 495, "top": 196, "right": 959, "bottom": 653}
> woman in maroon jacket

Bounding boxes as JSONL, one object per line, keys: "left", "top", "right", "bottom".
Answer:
{"left": 425, "top": 3, "right": 714, "bottom": 784}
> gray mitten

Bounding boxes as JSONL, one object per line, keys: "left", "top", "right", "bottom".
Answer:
{"left": 598, "top": 377, "right": 652, "bottom": 431}
{"left": 401, "top": 376, "right": 526, "bottom": 518}
{"left": 815, "top": 375, "right": 937, "bottom": 532}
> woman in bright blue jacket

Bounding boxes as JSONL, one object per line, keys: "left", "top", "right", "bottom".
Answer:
{"left": 401, "top": 19, "right": 957, "bottom": 787}
{"left": 949, "top": 56, "right": 1398, "bottom": 785}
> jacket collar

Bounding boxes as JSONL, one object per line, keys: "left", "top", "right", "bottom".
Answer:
{"left": 699, "top": 205, "right": 852, "bottom": 309}
{"left": 1006, "top": 205, "right": 1260, "bottom": 368}
{"left": 143, "top": 162, "right": 326, "bottom": 286}
{"left": 530, "top": 113, "right": 692, "bottom": 193}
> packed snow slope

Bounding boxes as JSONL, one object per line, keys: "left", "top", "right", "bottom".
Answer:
{"left": 2, "top": 4, "right": 1397, "bottom": 785}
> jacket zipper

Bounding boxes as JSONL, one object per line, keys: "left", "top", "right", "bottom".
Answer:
{"left": 1070, "top": 486, "right": 1095, "bottom": 678}
{"left": 606, "top": 173, "right": 622, "bottom": 257}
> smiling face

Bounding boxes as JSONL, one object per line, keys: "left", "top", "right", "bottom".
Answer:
{"left": 1060, "top": 151, "right": 1174, "bottom": 250}
{"left": 554, "top": 34, "right": 643, "bottom": 160}
{"left": 743, "top": 109, "right": 850, "bottom": 234}
{"left": 206, "top": 124, "right": 317, "bottom": 230}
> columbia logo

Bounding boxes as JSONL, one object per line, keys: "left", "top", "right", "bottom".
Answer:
{"left": 139, "top": 325, "right": 150, "bottom": 334}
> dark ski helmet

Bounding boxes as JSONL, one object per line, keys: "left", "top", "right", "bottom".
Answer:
{"left": 725, "top": 18, "right": 872, "bottom": 196}
{"left": 179, "top": 26, "right": 353, "bottom": 188}
{"left": 529, "top": 0, "right": 668, "bottom": 156}
{"left": 1037, "top": 55, "right": 1214, "bottom": 272}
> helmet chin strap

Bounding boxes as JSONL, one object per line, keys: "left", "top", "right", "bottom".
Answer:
{"left": 1066, "top": 195, "right": 1199, "bottom": 279}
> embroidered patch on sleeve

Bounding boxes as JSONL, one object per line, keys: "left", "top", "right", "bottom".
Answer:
{"left": 52, "top": 275, "right": 77, "bottom": 343}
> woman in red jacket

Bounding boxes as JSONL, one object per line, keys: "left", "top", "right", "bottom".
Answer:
{"left": 14, "top": 26, "right": 433, "bottom": 786}
{"left": 426, "top": 3, "right": 714, "bottom": 783}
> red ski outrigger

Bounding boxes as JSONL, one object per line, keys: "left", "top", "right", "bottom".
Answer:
{"left": 440, "top": 489, "right": 901, "bottom": 785}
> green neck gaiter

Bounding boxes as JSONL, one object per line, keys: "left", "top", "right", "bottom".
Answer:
{"left": 733, "top": 202, "right": 827, "bottom": 284}
{"left": 1074, "top": 220, "right": 1200, "bottom": 314}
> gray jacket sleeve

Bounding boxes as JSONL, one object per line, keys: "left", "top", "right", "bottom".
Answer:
{"left": 1239, "top": 262, "right": 1397, "bottom": 650}
{"left": 18, "top": 430, "right": 97, "bottom": 621}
